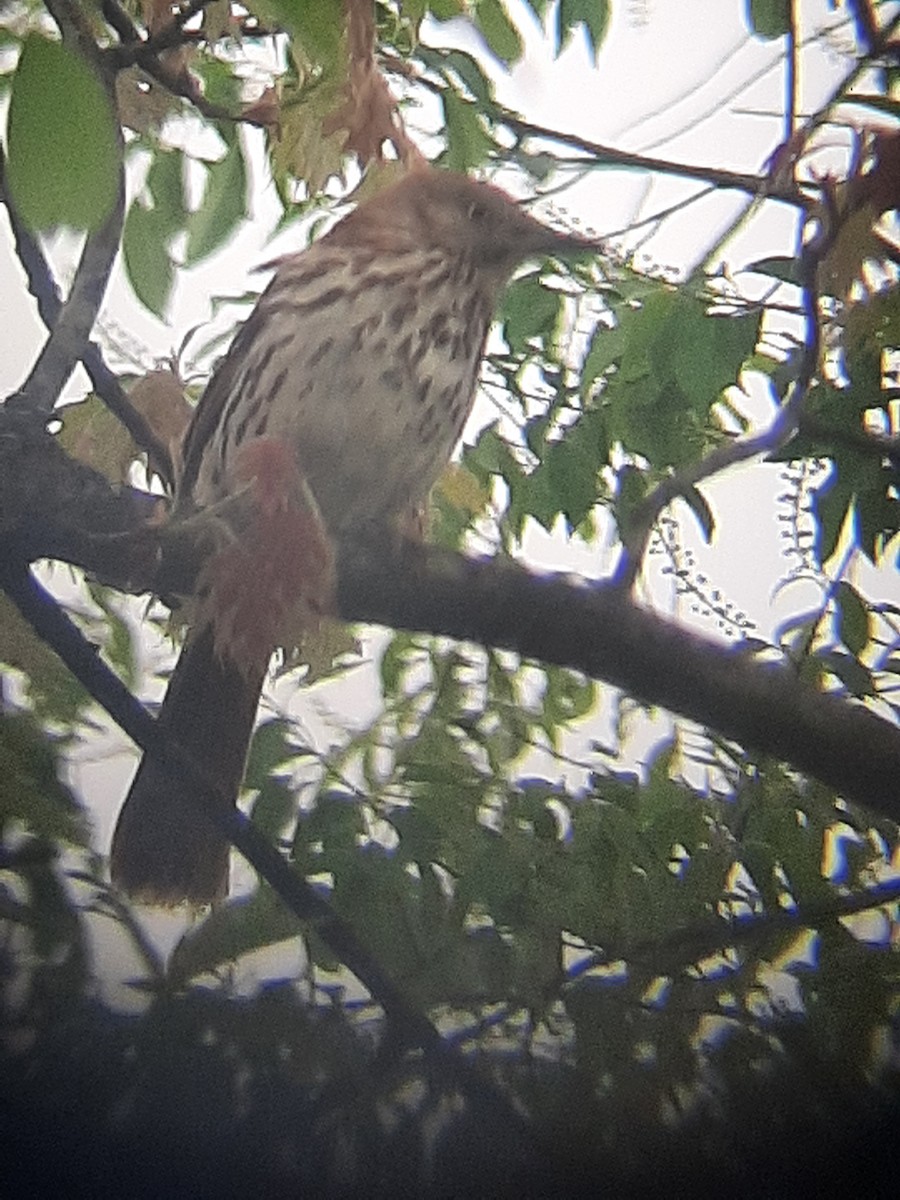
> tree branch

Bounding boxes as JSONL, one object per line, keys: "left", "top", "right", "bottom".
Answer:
{"left": 400, "top": 61, "right": 813, "bottom": 210}
{"left": 797, "top": 415, "right": 900, "bottom": 467}
{"left": 100, "top": 0, "right": 272, "bottom": 127}
{"left": 0, "top": 555, "right": 539, "bottom": 1153}
{"left": 6, "top": 2, "right": 126, "bottom": 424}
{"left": 500, "top": 113, "right": 813, "bottom": 208}
{"left": 0, "top": 147, "right": 175, "bottom": 487}
{"left": 449, "top": 875, "right": 900, "bottom": 1048}
{"left": 1, "top": 416, "right": 897, "bottom": 824}
{"left": 335, "top": 540, "right": 900, "bottom": 823}
{"left": 620, "top": 148, "right": 832, "bottom": 585}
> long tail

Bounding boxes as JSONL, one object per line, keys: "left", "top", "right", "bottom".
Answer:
{"left": 110, "top": 626, "right": 266, "bottom": 906}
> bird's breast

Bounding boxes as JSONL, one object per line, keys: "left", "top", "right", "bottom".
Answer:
{"left": 187, "top": 250, "right": 494, "bottom": 532}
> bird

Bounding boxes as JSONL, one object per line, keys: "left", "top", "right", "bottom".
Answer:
{"left": 110, "top": 166, "right": 597, "bottom": 905}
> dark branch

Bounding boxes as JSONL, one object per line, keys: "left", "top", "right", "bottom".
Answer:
{"left": 619, "top": 148, "right": 833, "bottom": 585}
{"left": 451, "top": 876, "right": 900, "bottom": 1048}
{"left": 1, "top": 413, "right": 898, "bottom": 825}
{"left": 336, "top": 540, "right": 900, "bottom": 824}
{"left": 104, "top": 0, "right": 214, "bottom": 65}
{"left": 848, "top": 0, "right": 880, "bottom": 53}
{"left": 0, "top": 555, "right": 538, "bottom": 1153}
{"left": 7, "top": 4, "right": 126, "bottom": 425}
{"left": 797, "top": 414, "right": 900, "bottom": 468}
{"left": 0, "top": 148, "right": 175, "bottom": 487}
{"left": 500, "top": 113, "right": 812, "bottom": 208}
{"left": 399, "top": 62, "right": 812, "bottom": 210}
{"left": 100, "top": 0, "right": 269, "bottom": 126}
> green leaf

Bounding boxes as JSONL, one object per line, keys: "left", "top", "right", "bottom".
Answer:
{"left": 380, "top": 631, "right": 421, "bottom": 695}
{"left": 543, "top": 669, "right": 595, "bottom": 726}
{"left": 501, "top": 274, "right": 562, "bottom": 353}
{"left": 258, "top": 0, "right": 344, "bottom": 66}
{"left": 607, "top": 372, "right": 704, "bottom": 468}
{"left": 428, "top": 0, "right": 467, "bottom": 18}
{"left": 87, "top": 581, "right": 138, "bottom": 688}
{"left": 243, "top": 718, "right": 298, "bottom": 789}
{"left": 167, "top": 886, "right": 302, "bottom": 985}
{"left": 671, "top": 307, "right": 759, "bottom": 413}
{"left": 435, "top": 48, "right": 495, "bottom": 105}
{"left": 836, "top": 581, "right": 870, "bottom": 656}
{"left": 0, "top": 712, "right": 88, "bottom": 845}
{"left": 581, "top": 321, "right": 624, "bottom": 392}
{"left": 250, "top": 778, "right": 298, "bottom": 840}
{"left": 520, "top": 0, "right": 550, "bottom": 16}
{"left": 245, "top": 717, "right": 302, "bottom": 840}
{"left": 185, "top": 137, "right": 248, "bottom": 264}
{"left": 122, "top": 201, "right": 176, "bottom": 317}
{"left": 191, "top": 54, "right": 243, "bottom": 110}
{"left": 745, "top": 254, "right": 800, "bottom": 283}
{"left": 556, "top": 0, "right": 610, "bottom": 59}
{"left": 855, "top": 474, "right": 899, "bottom": 561}
{"left": 441, "top": 87, "right": 494, "bottom": 172}
{"left": 0, "top": 593, "right": 88, "bottom": 723}
{"left": 6, "top": 35, "right": 120, "bottom": 231}
{"left": 819, "top": 649, "right": 876, "bottom": 699}
{"left": 147, "top": 146, "right": 187, "bottom": 232}
{"left": 474, "top": 0, "right": 524, "bottom": 66}
{"left": 745, "top": 0, "right": 791, "bottom": 39}
{"left": 813, "top": 470, "right": 852, "bottom": 564}
{"left": 538, "top": 407, "right": 608, "bottom": 529}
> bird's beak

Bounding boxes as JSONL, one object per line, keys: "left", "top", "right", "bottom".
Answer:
{"left": 517, "top": 207, "right": 602, "bottom": 261}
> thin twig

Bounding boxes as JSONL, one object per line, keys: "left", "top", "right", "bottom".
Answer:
{"left": 786, "top": 2, "right": 798, "bottom": 144}
{"left": 447, "top": 874, "right": 900, "bottom": 1048}
{"left": 600, "top": 184, "right": 718, "bottom": 242}
{"left": 400, "top": 64, "right": 812, "bottom": 210}
{"left": 103, "top": 0, "right": 210, "bottom": 63}
{"left": 797, "top": 414, "right": 900, "bottom": 467}
{"left": 501, "top": 112, "right": 813, "bottom": 208}
{"left": 798, "top": 10, "right": 900, "bottom": 141}
{"left": 70, "top": 868, "right": 168, "bottom": 984}
{"left": 633, "top": 12, "right": 856, "bottom": 156}
{"left": 100, "top": 0, "right": 270, "bottom": 126}
{"left": 617, "top": 171, "right": 830, "bottom": 587}
{"left": 848, "top": 0, "right": 881, "bottom": 55}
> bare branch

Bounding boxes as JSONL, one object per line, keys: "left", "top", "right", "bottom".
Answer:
{"left": 785, "top": 2, "right": 798, "bottom": 143}
{"left": 0, "top": 148, "right": 175, "bottom": 487}
{"left": 398, "top": 63, "right": 812, "bottom": 210}
{"left": 5, "top": 428, "right": 899, "bottom": 823}
{"left": 500, "top": 113, "right": 812, "bottom": 209}
{"left": 335, "top": 539, "right": 900, "bottom": 824}
{"left": 101, "top": 0, "right": 272, "bottom": 126}
{"left": 619, "top": 163, "right": 831, "bottom": 584}
{"left": 0, "top": 554, "right": 539, "bottom": 1152}
{"left": 6, "top": 1, "right": 126, "bottom": 424}
{"left": 9, "top": 177, "right": 126, "bottom": 420}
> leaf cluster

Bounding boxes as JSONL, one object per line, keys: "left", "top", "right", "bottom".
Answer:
{"left": 1, "top": 0, "right": 899, "bottom": 1187}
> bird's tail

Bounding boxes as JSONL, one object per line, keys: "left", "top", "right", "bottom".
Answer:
{"left": 110, "top": 626, "right": 265, "bottom": 906}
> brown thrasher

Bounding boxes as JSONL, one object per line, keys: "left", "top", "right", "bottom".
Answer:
{"left": 111, "top": 167, "right": 596, "bottom": 905}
